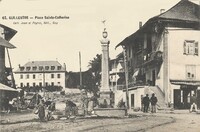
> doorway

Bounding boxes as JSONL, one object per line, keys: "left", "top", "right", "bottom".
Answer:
{"left": 174, "top": 85, "right": 197, "bottom": 109}
{"left": 131, "top": 94, "right": 134, "bottom": 108}
{"left": 152, "top": 70, "right": 156, "bottom": 86}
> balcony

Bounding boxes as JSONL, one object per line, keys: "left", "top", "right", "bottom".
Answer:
{"left": 143, "top": 51, "right": 163, "bottom": 66}
{"left": 110, "top": 85, "right": 125, "bottom": 91}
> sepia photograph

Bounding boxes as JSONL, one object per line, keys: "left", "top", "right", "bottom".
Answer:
{"left": 0, "top": 0, "right": 200, "bottom": 131}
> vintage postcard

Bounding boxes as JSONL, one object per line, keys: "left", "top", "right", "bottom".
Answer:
{"left": 0, "top": 0, "right": 200, "bottom": 131}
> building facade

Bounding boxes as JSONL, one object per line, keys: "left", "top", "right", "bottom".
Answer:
{"left": 14, "top": 61, "right": 66, "bottom": 89}
{"left": 116, "top": 0, "right": 200, "bottom": 109}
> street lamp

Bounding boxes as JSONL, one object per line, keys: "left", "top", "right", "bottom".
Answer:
{"left": 122, "top": 45, "right": 129, "bottom": 111}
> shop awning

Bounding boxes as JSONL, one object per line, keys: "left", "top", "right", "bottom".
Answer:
{"left": 0, "top": 83, "right": 18, "bottom": 91}
{"left": 0, "top": 37, "right": 16, "bottom": 49}
{"left": 170, "top": 79, "right": 200, "bottom": 86}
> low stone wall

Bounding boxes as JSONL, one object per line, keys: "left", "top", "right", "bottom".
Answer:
{"left": 94, "top": 108, "right": 126, "bottom": 117}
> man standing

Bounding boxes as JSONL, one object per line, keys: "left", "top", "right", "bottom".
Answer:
{"left": 142, "top": 94, "right": 150, "bottom": 113}
{"left": 150, "top": 93, "right": 158, "bottom": 113}
{"left": 190, "top": 94, "right": 197, "bottom": 112}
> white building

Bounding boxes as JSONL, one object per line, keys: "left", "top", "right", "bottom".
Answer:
{"left": 116, "top": 0, "right": 200, "bottom": 110}
{"left": 14, "top": 61, "right": 66, "bottom": 89}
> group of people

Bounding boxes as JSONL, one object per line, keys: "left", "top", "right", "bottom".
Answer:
{"left": 32, "top": 92, "right": 56, "bottom": 122}
{"left": 142, "top": 93, "right": 158, "bottom": 113}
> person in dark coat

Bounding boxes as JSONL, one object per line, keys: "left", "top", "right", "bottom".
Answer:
{"left": 37, "top": 99, "right": 45, "bottom": 121}
{"left": 150, "top": 93, "right": 158, "bottom": 113}
{"left": 142, "top": 94, "right": 150, "bottom": 113}
{"left": 190, "top": 94, "right": 197, "bottom": 112}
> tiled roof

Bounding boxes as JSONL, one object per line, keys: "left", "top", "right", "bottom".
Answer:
{"left": 156, "top": 0, "right": 200, "bottom": 22}
{"left": 0, "top": 24, "right": 17, "bottom": 41}
{"left": 24, "top": 61, "right": 62, "bottom": 67}
{"left": 0, "top": 37, "right": 16, "bottom": 48}
{"left": 116, "top": 0, "right": 200, "bottom": 48}
{"left": 15, "top": 61, "right": 66, "bottom": 73}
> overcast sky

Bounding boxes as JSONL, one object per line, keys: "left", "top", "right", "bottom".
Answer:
{"left": 0, "top": 0, "right": 184, "bottom": 72}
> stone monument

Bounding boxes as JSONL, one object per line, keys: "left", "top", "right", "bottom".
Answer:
{"left": 93, "top": 21, "right": 126, "bottom": 117}
{"left": 99, "top": 20, "right": 111, "bottom": 107}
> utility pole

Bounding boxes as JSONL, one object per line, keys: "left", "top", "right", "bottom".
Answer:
{"left": 79, "top": 51, "right": 82, "bottom": 89}
{"left": 123, "top": 45, "right": 129, "bottom": 113}
{"left": 6, "top": 48, "right": 16, "bottom": 88}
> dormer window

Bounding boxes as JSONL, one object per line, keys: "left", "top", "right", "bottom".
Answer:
{"left": 57, "top": 66, "right": 61, "bottom": 70}
{"left": 45, "top": 66, "right": 49, "bottom": 70}
{"left": 26, "top": 67, "right": 31, "bottom": 71}
{"left": 51, "top": 66, "right": 55, "bottom": 70}
{"left": 20, "top": 67, "right": 25, "bottom": 71}
{"left": 32, "top": 66, "right": 37, "bottom": 71}
{"left": 39, "top": 66, "right": 43, "bottom": 71}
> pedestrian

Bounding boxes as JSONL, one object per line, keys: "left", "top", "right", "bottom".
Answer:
{"left": 142, "top": 94, "right": 150, "bottom": 113}
{"left": 4, "top": 96, "right": 10, "bottom": 113}
{"left": 150, "top": 93, "right": 158, "bottom": 113}
{"left": 47, "top": 102, "right": 55, "bottom": 121}
{"left": 190, "top": 94, "right": 197, "bottom": 112}
{"left": 141, "top": 95, "right": 144, "bottom": 112}
{"left": 37, "top": 99, "right": 45, "bottom": 122}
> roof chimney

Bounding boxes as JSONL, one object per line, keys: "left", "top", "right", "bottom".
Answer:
{"left": 139, "top": 21, "right": 142, "bottom": 29}
{"left": 160, "top": 9, "right": 165, "bottom": 14}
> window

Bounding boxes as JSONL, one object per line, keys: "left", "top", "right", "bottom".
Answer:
{"left": 33, "top": 74, "right": 36, "bottom": 79}
{"left": 57, "top": 66, "right": 61, "bottom": 70}
{"left": 183, "top": 40, "right": 198, "bottom": 55}
{"left": 51, "top": 66, "right": 55, "bottom": 70}
{"left": 51, "top": 74, "right": 54, "bottom": 78}
{"left": 20, "top": 74, "right": 23, "bottom": 79}
{"left": 26, "top": 67, "right": 31, "bottom": 71}
{"left": 27, "top": 83, "right": 29, "bottom": 87}
{"left": 51, "top": 82, "right": 54, "bottom": 86}
{"left": 57, "top": 74, "right": 61, "bottom": 78}
{"left": 26, "top": 74, "right": 29, "bottom": 79}
{"left": 45, "top": 66, "right": 49, "bottom": 70}
{"left": 186, "top": 65, "right": 196, "bottom": 79}
{"left": 39, "top": 82, "right": 42, "bottom": 87}
{"left": 39, "top": 66, "right": 43, "bottom": 71}
{"left": 32, "top": 66, "right": 37, "bottom": 71}
{"left": 33, "top": 83, "right": 36, "bottom": 87}
{"left": 20, "top": 83, "right": 23, "bottom": 87}
{"left": 46, "top": 82, "right": 48, "bottom": 86}
{"left": 20, "top": 67, "right": 25, "bottom": 71}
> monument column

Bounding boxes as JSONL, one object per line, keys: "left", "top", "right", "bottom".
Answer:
{"left": 99, "top": 24, "right": 111, "bottom": 106}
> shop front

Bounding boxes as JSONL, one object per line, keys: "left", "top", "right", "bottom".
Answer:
{"left": 171, "top": 80, "right": 200, "bottom": 109}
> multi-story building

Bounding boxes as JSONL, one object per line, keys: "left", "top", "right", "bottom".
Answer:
{"left": 0, "top": 24, "right": 17, "bottom": 110}
{"left": 14, "top": 61, "right": 66, "bottom": 89}
{"left": 116, "top": 0, "right": 200, "bottom": 109}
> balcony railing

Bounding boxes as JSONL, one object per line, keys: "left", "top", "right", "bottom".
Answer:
{"left": 110, "top": 85, "right": 125, "bottom": 91}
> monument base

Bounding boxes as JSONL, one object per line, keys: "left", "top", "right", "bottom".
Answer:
{"left": 98, "top": 91, "right": 112, "bottom": 108}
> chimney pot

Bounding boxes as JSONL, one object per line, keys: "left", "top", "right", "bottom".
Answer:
{"left": 139, "top": 22, "right": 142, "bottom": 29}
{"left": 160, "top": 9, "right": 165, "bottom": 14}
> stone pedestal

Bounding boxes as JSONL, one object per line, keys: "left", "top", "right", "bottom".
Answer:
{"left": 99, "top": 91, "right": 111, "bottom": 107}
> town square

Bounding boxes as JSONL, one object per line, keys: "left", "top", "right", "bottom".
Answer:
{"left": 0, "top": 0, "right": 200, "bottom": 131}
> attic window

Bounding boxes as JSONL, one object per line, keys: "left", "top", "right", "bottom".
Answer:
{"left": 39, "top": 66, "right": 43, "bottom": 71}
{"left": 45, "top": 66, "right": 49, "bottom": 70}
{"left": 32, "top": 66, "right": 37, "bottom": 71}
{"left": 20, "top": 67, "right": 25, "bottom": 71}
{"left": 51, "top": 66, "right": 55, "bottom": 70}
{"left": 57, "top": 66, "right": 61, "bottom": 70}
{"left": 26, "top": 67, "right": 31, "bottom": 71}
